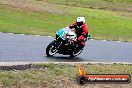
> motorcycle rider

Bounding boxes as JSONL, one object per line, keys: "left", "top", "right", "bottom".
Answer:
{"left": 67, "top": 17, "right": 88, "bottom": 50}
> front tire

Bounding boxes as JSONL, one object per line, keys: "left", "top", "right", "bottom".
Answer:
{"left": 46, "top": 41, "right": 58, "bottom": 57}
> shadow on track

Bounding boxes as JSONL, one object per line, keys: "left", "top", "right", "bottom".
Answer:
{"left": 45, "top": 55, "right": 85, "bottom": 62}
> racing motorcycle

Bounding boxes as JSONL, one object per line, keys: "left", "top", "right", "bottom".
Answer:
{"left": 46, "top": 28, "right": 90, "bottom": 57}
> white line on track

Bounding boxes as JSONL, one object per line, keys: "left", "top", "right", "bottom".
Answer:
{"left": 0, "top": 32, "right": 129, "bottom": 43}
{"left": 102, "top": 40, "right": 107, "bottom": 41}
{"left": 47, "top": 36, "right": 52, "bottom": 37}
{"left": 0, "top": 62, "right": 131, "bottom": 66}
{"left": 8, "top": 33, "right": 14, "bottom": 34}
{"left": 89, "top": 39, "right": 94, "bottom": 40}
{"left": 116, "top": 41, "right": 121, "bottom": 42}
{"left": 19, "top": 34, "right": 25, "bottom": 35}
{"left": 35, "top": 35, "right": 40, "bottom": 36}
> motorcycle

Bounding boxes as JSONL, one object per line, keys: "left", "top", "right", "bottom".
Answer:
{"left": 46, "top": 28, "right": 89, "bottom": 57}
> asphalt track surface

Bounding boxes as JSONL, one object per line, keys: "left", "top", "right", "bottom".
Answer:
{"left": 0, "top": 33, "right": 132, "bottom": 62}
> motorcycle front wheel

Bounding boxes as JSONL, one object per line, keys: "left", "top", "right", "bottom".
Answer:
{"left": 46, "top": 41, "right": 58, "bottom": 57}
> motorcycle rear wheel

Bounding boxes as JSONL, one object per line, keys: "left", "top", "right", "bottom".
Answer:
{"left": 70, "top": 48, "right": 83, "bottom": 57}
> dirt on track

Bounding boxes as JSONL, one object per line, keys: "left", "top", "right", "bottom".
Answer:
{"left": 0, "top": 0, "right": 31, "bottom": 9}
{"left": 0, "top": 0, "right": 69, "bottom": 15}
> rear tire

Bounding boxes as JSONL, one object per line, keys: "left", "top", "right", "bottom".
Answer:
{"left": 70, "top": 48, "right": 83, "bottom": 57}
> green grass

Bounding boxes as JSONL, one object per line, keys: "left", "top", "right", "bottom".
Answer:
{"left": 0, "top": 63, "right": 131, "bottom": 87}
{"left": 0, "top": 4, "right": 70, "bottom": 36}
{"left": 0, "top": 0, "right": 132, "bottom": 41}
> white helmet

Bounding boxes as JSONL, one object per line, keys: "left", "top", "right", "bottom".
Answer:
{"left": 76, "top": 17, "right": 85, "bottom": 23}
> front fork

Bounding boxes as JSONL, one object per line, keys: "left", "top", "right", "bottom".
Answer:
{"left": 53, "top": 39, "right": 63, "bottom": 50}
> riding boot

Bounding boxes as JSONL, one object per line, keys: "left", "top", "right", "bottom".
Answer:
{"left": 77, "top": 44, "right": 84, "bottom": 51}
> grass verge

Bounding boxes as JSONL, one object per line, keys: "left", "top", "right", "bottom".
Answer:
{"left": 0, "top": 63, "right": 131, "bottom": 88}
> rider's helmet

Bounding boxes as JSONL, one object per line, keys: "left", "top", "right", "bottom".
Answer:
{"left": 76, "top": 17, "right": 85, "bottom": 27}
